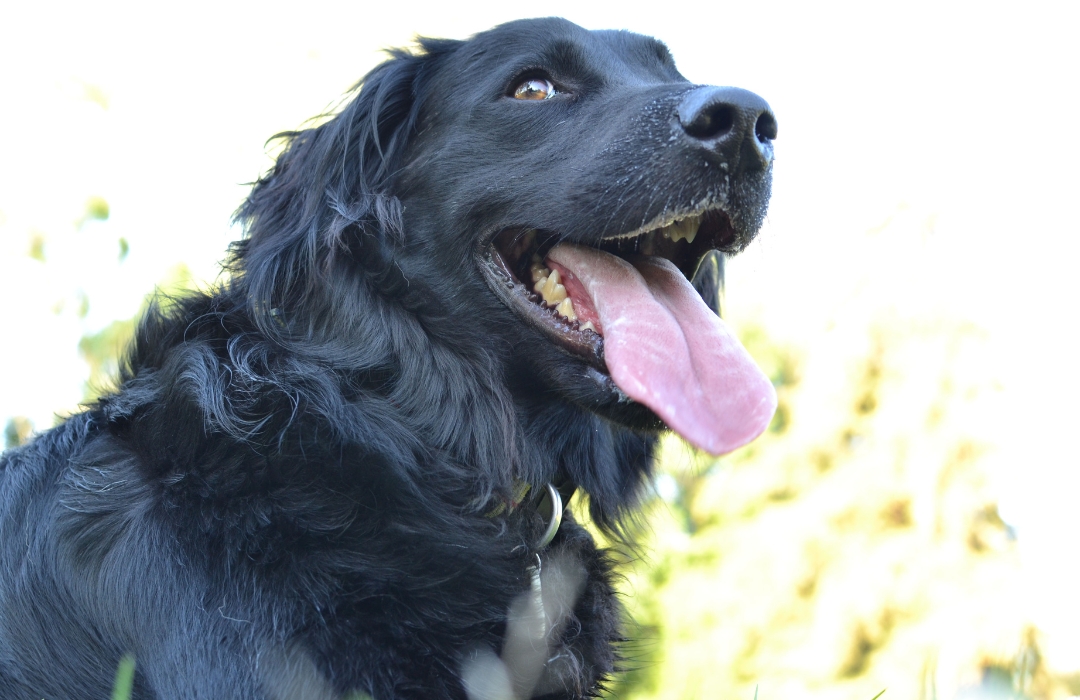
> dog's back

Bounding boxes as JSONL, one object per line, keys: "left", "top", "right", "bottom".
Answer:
{"left": 0, "top": 413, "right": 129, "bottom": 698}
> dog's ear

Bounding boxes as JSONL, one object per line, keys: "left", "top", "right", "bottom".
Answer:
{"left": 691, "top": 250, "right": 725, "bottom": 318}
{"left": 231, "top": 40, "right": 460, "bottom": 334}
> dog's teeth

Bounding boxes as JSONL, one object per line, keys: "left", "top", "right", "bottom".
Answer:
{"left": 541, "top": 270, "right": 567, "bottom": 304}
{"left": 546, "top": 283, "right": 567, "bottom": 304}
{"left": 529, "top": 252, "right": 551, "bottom": 284}
{"left": 683, "top": 216, "right": 700, "bottom": 244}
{"left": 659, "top": 216, "right": 701, "bottom": 244}
{"left": 556, "top": 298, "right": 577, "bottom": 321}
{"left": 673, "top": 218, "right": 697, "bottom": 243}
{"left": 580, "top": 321, "right": 596, "bottom": 333}
{"left": 533, "top": 275, "right": 548, "bottom": 294}
{"left": 531, "top": 264, "right": 550, "bottom": 284}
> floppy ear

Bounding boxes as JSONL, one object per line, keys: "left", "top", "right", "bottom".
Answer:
{"left": 231, "top": 40, "right": 459, "bottom": 334}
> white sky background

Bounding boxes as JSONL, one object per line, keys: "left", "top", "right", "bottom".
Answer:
{"left": 1, "top": 0, "right": 1078, "bottom": 661}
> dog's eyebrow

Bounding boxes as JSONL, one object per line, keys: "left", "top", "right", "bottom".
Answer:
{"left": 519, "top": 35, "right": 676, "bottom": 89}
{"left": 530, "top": 39, "right": 601, "bottom": 85}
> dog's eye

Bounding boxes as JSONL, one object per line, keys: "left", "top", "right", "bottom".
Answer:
{"left": 513, "top": 78, "right": 556, "bottom": 100}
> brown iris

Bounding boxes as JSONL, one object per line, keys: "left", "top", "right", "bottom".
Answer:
{"left": 513, "top": 78, "right": 555, "bottom": 100}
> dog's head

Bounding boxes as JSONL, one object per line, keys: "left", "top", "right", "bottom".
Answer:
{"left": 233, "top": 17, "right": 776, "bottom": 511}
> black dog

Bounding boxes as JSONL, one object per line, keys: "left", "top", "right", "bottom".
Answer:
{"left": 0, "top": 17, "right": 777, "bottom": 699}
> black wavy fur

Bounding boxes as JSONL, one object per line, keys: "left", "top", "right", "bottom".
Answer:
{"left": 0, "top": 17, "right": 772, "bottom": 699}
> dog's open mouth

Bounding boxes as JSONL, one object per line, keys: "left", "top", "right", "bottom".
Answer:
{"left": 490, "top": 209, "right": 736, "bottom": 350}
{"left": 483, "top": 207, "right": 777, "bottom": 456}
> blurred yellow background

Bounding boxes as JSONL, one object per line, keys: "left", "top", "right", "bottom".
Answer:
{"left": 1, "top": 1, "right": 1077, "bottom": 698}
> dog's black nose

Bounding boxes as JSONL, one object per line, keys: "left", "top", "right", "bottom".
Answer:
{"left": 678, "top": 86, "right": 777, "bottom": 175}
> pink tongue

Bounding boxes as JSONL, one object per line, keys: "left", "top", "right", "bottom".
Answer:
{"left": 547, "top": 243, "right": 777, "bottom": 455}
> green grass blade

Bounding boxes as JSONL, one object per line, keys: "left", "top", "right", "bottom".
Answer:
{"left": 869, "top": 690, "right": 886, "bottom": 700}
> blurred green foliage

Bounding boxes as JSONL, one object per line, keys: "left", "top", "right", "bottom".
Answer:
{"left": 79, "top": 318, "right": 137, "bottom": 399}
{"left": 80, "top": 196, "right": 111, "bottom": 227}
{"left": 77, "top": 263, "right": 195, "bottom": 400}
{"left": 28, "top": 230, "right": 47, "bottom": 261}
{"left": 3, "top": 417, "right": 34, "bottom": 450}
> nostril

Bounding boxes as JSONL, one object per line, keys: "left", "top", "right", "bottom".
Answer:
{"left": 755, "top": 112, "right": 778, "bottom": 142}
{"left": 685, "top": 104, "right": 735, "bottom": 140}
{"left": 673, "top": 86, "right": 777, "bottom": 155}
